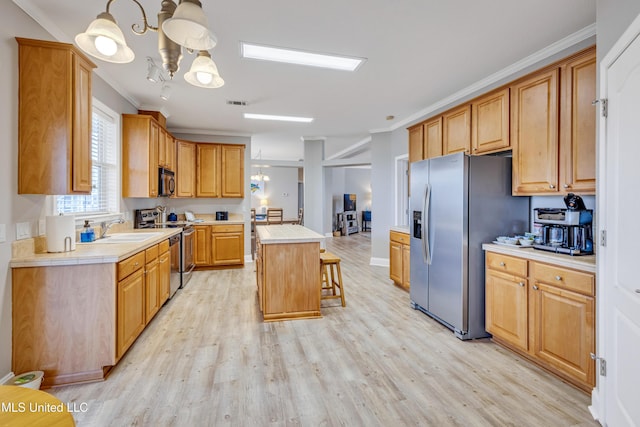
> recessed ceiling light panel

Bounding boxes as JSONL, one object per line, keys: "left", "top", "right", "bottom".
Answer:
{"left": 244, "top": 113, "right": 314, "bottom": 123}
{"left": 241, "top": 42, "right": 365, "bottom": 71}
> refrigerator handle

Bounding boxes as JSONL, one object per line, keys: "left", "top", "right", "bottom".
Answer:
{"left": 423, "top": 183, "right": 432, "bottom": 265}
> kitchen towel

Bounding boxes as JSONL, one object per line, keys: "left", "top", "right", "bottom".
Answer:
{"left": 46, "top": 215, "right": 76, "bottom": 252}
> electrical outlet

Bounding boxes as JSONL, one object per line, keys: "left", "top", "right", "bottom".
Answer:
{"left": 0, "top": 224, "right": 6, "bottom": 243}
{"left": 38, "top": 219, "right": 46, "bottom": 236}
{"left": 16, "top": 222, "right": 31, "bottom": 240}
{"left": 282, "top": 192, "right": 289, "bottom": 197}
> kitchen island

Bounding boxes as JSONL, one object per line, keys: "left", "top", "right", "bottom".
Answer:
{"left": 256, "top": 225, "right": 324, "bottom": 321}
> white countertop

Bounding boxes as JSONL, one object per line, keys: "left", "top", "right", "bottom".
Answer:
{"left": 390, "top": 225, "right": 409, "bottom": 234}
{"left": 257, "top": 224, "right": 325, "bottom": 244}
{"left": 10, "top": 228, "right": 182, "bottom": 268}
{"left": 482, "top": 243, "right": 596, "bottom": 273}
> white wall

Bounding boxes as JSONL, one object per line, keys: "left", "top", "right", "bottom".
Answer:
{"left": 250, "top": 167, "right": 299, "bottom": 219}
{"left": 327, "top": 167, "right": 371, "bottom": 231}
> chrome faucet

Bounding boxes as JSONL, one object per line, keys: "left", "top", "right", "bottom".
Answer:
{"left": 100, "top": 218, "right": 125, "bottom": 238}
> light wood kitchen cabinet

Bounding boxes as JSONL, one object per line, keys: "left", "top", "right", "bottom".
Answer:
{"left": 158, "top": 128, "right": 176, "bottom": 171}
{"left": 196, "top": 144, "right": 220, "bottom": 197}
{"left": 560, "top": 49, "right": 596, "bottom": 194}
{"left": 484, "top": 250, "right": 595, "bottom": 392}
{"left": 194, "top": 225, "right": 211, "bottom": 266}
{"left": 145, "top": 245, "right": 161, "bottom": 323}
{"left": 159, "top": 240, "right": 171, "bottom": 303}
{"left": 485, "top": 253, "right": 528, "bottom": 351}
{"left": 211, "top": 224, "right": 245, "bottom": 266}
{"left": 472, "top": 88, "right": 510, "bottom": 155}
{"left": 389, "top": 230, "right": 410, "bottom": 291}
{"left": 117, "top": 253, "right": 146, "bottom": 359}
{"left": 408, "top": 124, "right": 424, "bottom": 163}
{"left": 196, "top": 143, "right": 245, "bottom": 198}
{"left": 511, "top": 46, "right": 596, "bottom": 196}
{"left": 17, "top": 37, "right": 95, "bottom": 195}
{"left": 122, "top": 115, "right": 160, "bottom": 198}
{"left": 176, "top": 140, "right": 196, "bottom": 197}
{"left": 443, "top": 104, "right": 471, "bottom": 155}
{"left": 424, "top": 116, "right": 443, "bottom": 159}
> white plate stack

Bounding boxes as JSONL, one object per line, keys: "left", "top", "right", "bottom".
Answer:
{"left": 46, "top": 214, "right": 76, "bottom": 252}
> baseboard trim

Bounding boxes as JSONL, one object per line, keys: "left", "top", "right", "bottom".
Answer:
{"left": 370, "top": 257, "right": 389, "bottom": 267}
{"left": 1, "top": 372, "right": 15, "bottom": 385}
{"left": 244, "top": 254, "right": 254, "bottom": 264}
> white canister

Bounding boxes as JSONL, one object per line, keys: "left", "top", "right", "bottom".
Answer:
{"left": 46, "top": 215, "right": 76, "bottom": 252}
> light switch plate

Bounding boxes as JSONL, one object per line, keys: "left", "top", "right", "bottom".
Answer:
{"left": 16, "top": 222, "right": 31, "bottom": 240}
{"left": 0, "top": 224, "right": 6, "bottom": 243}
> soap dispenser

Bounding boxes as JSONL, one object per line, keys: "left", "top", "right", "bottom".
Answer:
{"left": 80, "top": 220, "right": 95, "bottom": 242}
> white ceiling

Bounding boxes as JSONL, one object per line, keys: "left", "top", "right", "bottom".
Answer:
{"left": 15, "top": 0, "right": 596, "bottom": 162}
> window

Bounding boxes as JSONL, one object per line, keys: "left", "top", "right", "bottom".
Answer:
{"left": 55, "top": 99, "right": 119, "bottom": 217}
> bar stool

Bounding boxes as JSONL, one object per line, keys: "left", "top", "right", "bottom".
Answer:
{"left": 320, "top": 251, "right": 346, "bottom": 307}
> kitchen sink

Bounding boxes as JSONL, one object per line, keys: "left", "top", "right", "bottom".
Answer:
{"left": 79, "top": 232, "right": 165, "bottom": 244}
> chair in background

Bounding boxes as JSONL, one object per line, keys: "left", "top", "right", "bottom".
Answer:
{"left": 298, "top": 208, "right": 304, "bottom": 225}
{"left": 251, "top": 208, "right": 256, "bottom": 259}
{"left": 266, "top": 208, "right": 283, "bottom": 224}
{"left": 362, "top": 210, "right": 371, "bottom": 231}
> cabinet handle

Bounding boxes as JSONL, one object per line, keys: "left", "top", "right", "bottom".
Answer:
{"left": 533, "top": 285, "right": 539, "bottom": 290}
{"left": 499, "top": 262, "right": 506, "bottom": 267}
{"left": 549, "top": 184, "right": 556, "bottom": 189}
{"left": 134, "top": 262, "right": 139, "bottom": 267}
{"left": 563, "top": 184, "right": 570, "bottom": 189}
{"left": 518, "top": 282, "right": 525, "bottom": 287}
{"left": 555, "top": 275, "right": 562, "bottom": 281}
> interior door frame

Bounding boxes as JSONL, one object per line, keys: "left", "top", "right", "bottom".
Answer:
{"left": 592, "top": 10, "right": 640, "bottom": 425}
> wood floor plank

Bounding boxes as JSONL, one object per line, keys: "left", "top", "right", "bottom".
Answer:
{"left": 49, "top": 232, "right": 597, "bottom": 426}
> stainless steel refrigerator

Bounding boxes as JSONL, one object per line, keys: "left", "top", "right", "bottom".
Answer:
{"left": 409, "top": 152, "right": 529, "bottom": 340}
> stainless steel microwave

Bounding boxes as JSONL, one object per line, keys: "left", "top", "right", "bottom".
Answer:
{"left": 158, "top": 167, "right": 175, "bottom": 197}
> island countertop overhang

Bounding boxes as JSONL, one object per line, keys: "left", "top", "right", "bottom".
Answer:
{"left": 256, "top": 224, "right": 325, "bottom": 244}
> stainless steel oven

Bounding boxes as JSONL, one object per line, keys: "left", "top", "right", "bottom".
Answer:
{"left": 181, "top": 225, "right": 195, "bottom": 287}
{"left": 169, "top": 234, "right": 181, "bottom": 298}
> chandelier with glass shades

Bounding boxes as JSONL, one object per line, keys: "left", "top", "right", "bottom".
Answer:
{"left": 75, "top": 0, "right": 224, "bottom": 90}
{"left": 250, "top": 150, "right": 270, "bottom": 182}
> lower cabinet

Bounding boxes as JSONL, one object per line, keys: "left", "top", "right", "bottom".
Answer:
{"left": 194, "top": 224, "right": 245, "bottom": 267}
{"left": 485, "top": 251, "right": 595, "bottom": 392}
{"left": 117, "top": 265, "right": 146, "bottom": 359}
{"left": 389, "top": 230, "right": 410, "bottom": 290}
{"left": 159, "top": 240, "right": 171, "bottom": 302}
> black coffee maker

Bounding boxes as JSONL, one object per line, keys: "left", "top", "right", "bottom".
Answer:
{"left": 533, "top": 193, "right": 594, "bottom": 256}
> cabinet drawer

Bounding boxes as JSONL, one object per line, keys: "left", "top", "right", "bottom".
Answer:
{"left": 390, "top": 231, "right": 410, "bottom": 245}
{"left": 158, "top": 239, "right": 169, "bottom": 253}
{"left": 145, "top": 244, "right": 159, "bottom": 263}
{"left": 211, "top": 224, "right": 243, "bottom": 233}
{"left": 533, "top": 262, "right": 594, "bottom": 296}
{"left": 486, "top": 252, "right": 527, "bottom": 277}
{"left": 118, "top": 252, "right": 145, "bottom": 281}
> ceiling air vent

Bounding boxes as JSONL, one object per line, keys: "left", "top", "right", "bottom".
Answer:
{"left": 226, "top": 100, "right": 247, "bottom": 106}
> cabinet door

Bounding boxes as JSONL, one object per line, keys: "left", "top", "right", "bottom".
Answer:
{"left": 424, "top": 117, "right": 443, "bottom": 159}
{"left": 408, "top": 124, "right": 424, "bottom": 163}
{"left": 145, "top": 258, "right": 160, "bottom": 323}
{"left": 472, "top": 88, "right": 510, "bottom": 155}
{"left": 211, "top": 232, "right": 244, "bottom": 265}
{"left": 560, "top": 49, "right": 596, "bottom": 194}
{"left": 531, "top": 282, "right": 595, "bottom": 388}
{"left": 443, "top": 104, "right": 471, "bottom": 155}
{"left": 511, "top": 69, "right": 560, "bottom": 195}
{"left": 149, "top": 121, "right": 159, "bottom": 197}
{"left": 117, "top": 268, "right": 145, "bottom": 359}
{"left": 159, "top": 250, "right": 170, "bottom": 304}
{"left": 221, "top": 145, "right": 245, "bottom": 198}
{"left": 194, "top": 225, "right": 211, "bottom": 266}
{"left": 402, "top": 244, "right": 411, "bottom": 290}
{"left": 389, "top": 241, "right": 403, "bottom": 285}
{"left": 485, "top": 269, "right": 528, "bottom": 351}
{"left": 166, "top": 132, "right": 176, "bottom": 172}
{"left": 72, "top": 53, "right": 93, "bottom": 193}
{"left": 176, "top": 141, "right": 196, "bottom": 197}
{"left": 196, "top": 144, "right": 220, "bottom": 197}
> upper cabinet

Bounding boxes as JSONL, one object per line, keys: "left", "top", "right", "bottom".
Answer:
{"left": 408, "top": 124, "right": 423, "bottom": 163}
{"left": 122, "top": 115, "right": 161, "bottom": 198}
{"left": 17, "top": 38, "right": 95, "bottom": 195}
{"left": 176, "top": 140, "right": 196, "bottom": 198}
{"left": 512, "top": 47, "right": 596, "bottom": 196}
{"left": 196, "top": 143, "right": 220, "bottom": 198}
{"left": 221, "top": 144, "right": 245, "bottom": 198}
{"left": 472, "top": 88, "right": 510, "bottom": 155}
{"left": 196, "top": 143, "right": 245, "bottom": 198}
{"left": 443, "top": 104, "right": 471, "bottom": 155}
{"left": 423, "top": 117, "right": 443, "bottom": 159}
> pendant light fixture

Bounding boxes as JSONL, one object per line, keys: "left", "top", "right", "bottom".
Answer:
{"left": 251, "top": 150, "right": 270, "bottom": 182}
{"left": 75, "top": 0, "right": 224, "bottom": 89}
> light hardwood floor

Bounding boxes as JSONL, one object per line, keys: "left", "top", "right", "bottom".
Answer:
{"left": 51, "top": 232, "right": 598, "bottom": 426}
